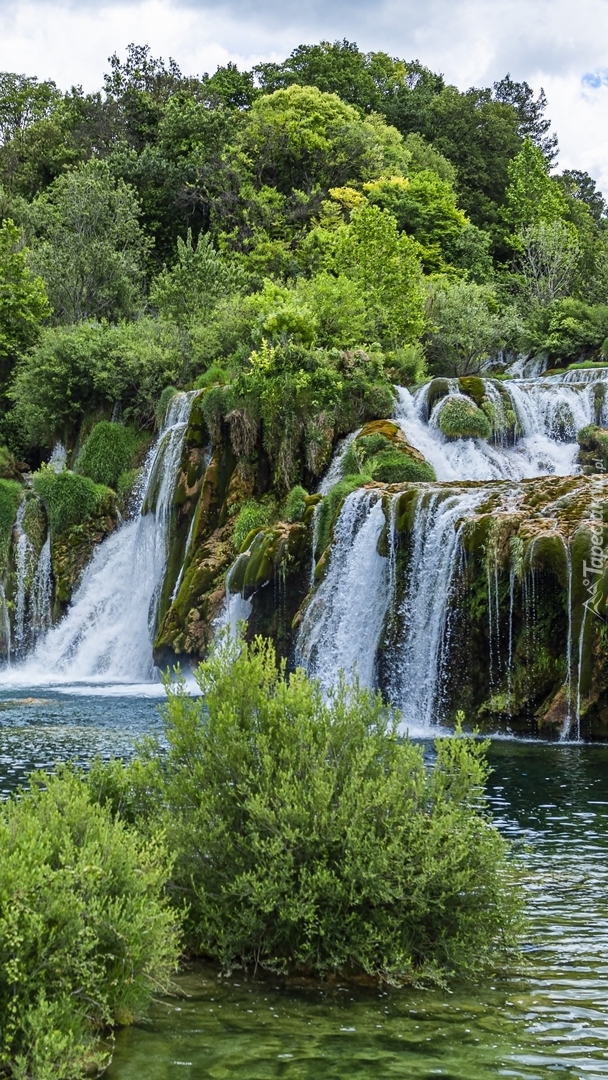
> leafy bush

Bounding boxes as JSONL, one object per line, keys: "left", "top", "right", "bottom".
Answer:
{"left": 142, "top": 636, "right": 521, "bottom": 984}
{"left": 155, "top": 385, "right": 178, "bottom": 428}
{"left": 75, "top": 421, "right": 137, "bottom": 489}
{"left": 10, "top": 319, "right": 182, "bottom": 446}
{"left": 32, "top": 468, "right": 113, "bottom": 535}
{"left": 284, "top": 484, "right": 309, "bottom": 522}
{"left": 0, "top": 479, "right": 21, "bottom": 571}
{"left": 438, "top": 396, "right": 492, "bottom": 440}
{"left": 369, "top": 448, "right": 435, "bottom": 483}
{"left": 232, "top": 499, "right": 273, "bottom": 552}
{"left": 522, "top": 299, "right": 608, "bottom": 363}
{"left": 0, "top": 769, "right": 179, "bottom": 1078}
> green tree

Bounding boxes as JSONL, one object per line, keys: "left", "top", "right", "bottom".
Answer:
{"left": 332, "top": 203, "right": 425, "bottom": 345}
{"left": 27, "top": 159, "right": 150, "bottom": 322}
{"left": 0, "top": 219, "right": 49, "bottom": 367}
{"left": 240, "top": 84, "right": 408, "bottom": 197}
{"left": 504, "top": 138, "right": 569, "bottom": 231}
{"left": 518, "top": 219, "right": 580, "bottom": 306}
{"left": 363, "top": 171, "right": 467, "bottom": 270}
{"left": 151, "top": 229, "right": 241, "bottom": 325}
{"left": 425, "top": 278, "right": 517, "bottom": 375}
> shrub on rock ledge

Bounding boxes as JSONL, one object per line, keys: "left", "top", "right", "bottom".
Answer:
{"left": 438, "top": 395, "right": 492, "bottom": 440}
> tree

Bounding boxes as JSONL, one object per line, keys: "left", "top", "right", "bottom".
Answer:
{"left": 421, "top": 87, "right": 523, "bottom": 229}
{"left": 333, "top": 203, "right": 425, "bottom": 345}
{"left": 151, "top": 229, "right": 241, "bottom": 325}
{"left": 503, "top": 138, "right": 568, "bottom": 231}
{"left": 254, "top": 40, "right": 408, "bottom": 114}
{"left": 0, "top": 218, "right": 49, "bottom": 382}
{"left": 518, "top": 220, "right": 580, "bottom": 306}
{"left": 425, "top": 278, "right": 515, "bottom": 375}
{"left": 363, "top": 171, "right": 467, "bottom": 271}
{"left": 240, "top": 85, "right": 409, "bottom": 197}
{"left": 558, "top": 169, "right": 606, "bottom": 224}
{"left": 493, "top": 74, "right": 558, "bottom": 161}
{"left": 26, "top": 159, "right": 150, "bottom": 323}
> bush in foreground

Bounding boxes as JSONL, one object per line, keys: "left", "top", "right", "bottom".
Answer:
{"left": 0, "top": 770, "right": 180, "bottom": 1079}
{"left": 75, "top": 421, "right": 138, "bottom": 489}
{"left": 96, "top": 635, "right": 522, "bottom": 986}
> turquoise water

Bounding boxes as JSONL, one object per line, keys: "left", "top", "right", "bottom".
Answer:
{"left": 3, "top": 694, "right": 608, "bottom": 1077}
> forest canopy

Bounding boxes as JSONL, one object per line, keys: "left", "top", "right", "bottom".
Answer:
{"left": 0, "top": 38, "right": 606, "bottom": 466}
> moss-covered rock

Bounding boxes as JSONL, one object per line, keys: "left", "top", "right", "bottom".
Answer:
{"left": 438, "top": 396, "right": 492, "bottom": 440}
{"left": 577, "top": 424, "right": 608, "bottom": 473}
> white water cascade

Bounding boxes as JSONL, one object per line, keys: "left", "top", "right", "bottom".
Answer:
{"left": 1, "top": 392, "right": 194, "bottom": 688}
{"left": 294, "top": 369, "right": 608, "bottom": 735}
{"left": 295, "top": 489, "right": 390, "bottom": 689}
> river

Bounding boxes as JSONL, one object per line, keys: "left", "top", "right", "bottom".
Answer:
{"left": 2, "top": 691, "right": 608, "bottom": 1078}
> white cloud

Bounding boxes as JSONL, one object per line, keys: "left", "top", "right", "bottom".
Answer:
{"left": 1, "top": 0, "right": 608, "bottom": 189}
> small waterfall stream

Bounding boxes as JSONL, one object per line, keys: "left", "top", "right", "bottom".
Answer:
{"left": 2, "top": 392, "right": 194, "bottom": 686}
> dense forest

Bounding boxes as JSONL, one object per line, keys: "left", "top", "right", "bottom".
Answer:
{"left": 0, "top": 38, "right": 606, "bottom": 482}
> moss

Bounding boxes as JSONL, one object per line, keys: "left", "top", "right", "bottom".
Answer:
{"left": 369, "top": 449, "right": 435, "bottom": 483}
{"left": 75, "top": 422, "right": 138, "bottom": 489}
{"left": 577, "top": 424, "right": 608, "bottom": 473}
{"left": 232, "top": 500, "right": 273, "bottom": 552}
{"left": 458, "top": 376, "right": 486, "bottom": 406}
{"left": 0, "top": 480, "right": 22, "bottom": 572}
{"left": 342, "top": 420, "right": 436, "bottom": 485}
{"left": 32, "top": 469, "right": 114, "bottom": 537}
{"left": 425, "top": 378, "right": 450, "bottom": 413}
{"left": 438, "top": 397, "right": 492, "bottom": 440}
{"left": 285, "top": 485, "right": 309, "bottom": 523}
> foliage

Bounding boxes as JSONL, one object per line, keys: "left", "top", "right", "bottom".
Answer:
{"left": 207, "top": 342, "right": 394, "bottom": 491}
{"left": 517, "top": 219, "right": 580, "bottom": 307}
{"left": 240, "top": 84, "right": 409, "bottom": 197}
{"left": 363, "top": 171, "right": 467, "bottom": 271}
{"left": 145, "top": 635, "right": 521, "bottom": 983}
{"left": 232, "top": 500, "right": 273, "bottom": 552}
{"left": 521, "top": 299, "right": 608, "bottom": 362}
{"left": 32, "top": 467, "right": 113, "bottom": 535}
{"left": 0, "top": 769, "right": 179, "bottom": 1079}
{"left": 11, "top": 319, "right": 183, "bottom": 445}
{"left": 26, "top": 159, "right": 150, "bottom": 323}
{"left": 342, "top": 431, "right": 436, "bottom": 482}
{"left": 438, "top": 396, "right": 493, "bottom": 440}
{"left": 75, "top": 421, "right": 138, "bottom": 489}
{"left": 0, "top": 218, "right": 49, "bottom": 369}
{"left": 315, "top": 475, "right": 367, "bottom": 556}
{"left": 0, "top": 479, "right": 21, "bottom": 570}
{"left": 284, "top": 484, "right": 309, "bottom": 522}
{"left": 151, "top": 229, "right": 242, "bottom": 326}
{"left": 329, "top": 203, "right": 425, "bottom": 346}
{"left": 425, "top": 279, "right": 517, "bottom": 376}
{"left": 504, "top": 139, "right": 569, "bottom": 232}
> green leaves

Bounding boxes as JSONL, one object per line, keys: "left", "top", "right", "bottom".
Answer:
{"left": 0, "top": 769, "right": 179, "bottom": 1077}
{"left": 152, "top": 634, "right": 522, "bottom": 984}
{"left": 0, "top": 218, "right": 49, "bottom": 363}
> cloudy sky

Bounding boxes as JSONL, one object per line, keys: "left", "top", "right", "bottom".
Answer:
{"left": 1, "top": 0, "right": 607, "bottom": 189}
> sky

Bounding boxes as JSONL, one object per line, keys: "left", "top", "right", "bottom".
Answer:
{"left": 1, "top": 0, "right": 608, "bottom": 190}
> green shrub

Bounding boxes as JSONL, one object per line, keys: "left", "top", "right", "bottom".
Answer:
{"left": 0, "top": 769, "right": 180, "bottom": 1078}
{"left": 75, "top": 421, "right": 137, "bottom": 489}
{"left": 232, "top": 499, "right": 273, "bottom": 552}
{"left": 315, "top": 475, "right": 365, "bottom": 557}
{"left": 0, "top": 479, "right": 21, "bottom": 572}
{"left": 155, "top": 386, "right": 178, "bottom": 428}
{"left": 438, "top": 396, "right": 492, "bottom": 440}
{"left": 369, "top": 448, "right": 435, "bottom": 483}
{"left": 284, "top": 484, "right": 309, "bottom": 522}
{"left": 32, "top": 468, "right": 113, "bottom": 535}
{"left": 150, "top": 636, "right": 521, "bottom": 984}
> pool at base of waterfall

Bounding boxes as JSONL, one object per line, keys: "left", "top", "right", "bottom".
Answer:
{"left": 104, "top": 738, "right": 608, "bottom": 1079}
{"left": 2, "top": 695, "right": 606, "bottom": 1079}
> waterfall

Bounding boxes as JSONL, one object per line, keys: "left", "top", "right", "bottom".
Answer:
{"left": 2, "top": 392, "right": 195, "bottom": 687}
{"left": 295, "top": 489, "right": 390, "bottom": 690}
{"left": 386, "top": 488, "right": 486, "bottom": 732}
{"left": 13, "top": 501, "right": 34, "bottom": 656}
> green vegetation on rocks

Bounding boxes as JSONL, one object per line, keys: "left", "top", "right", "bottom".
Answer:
{"left": 0, "top": 479, "right": 21, "bottom": 571}
{"left": 32, "top": 468, "right": 114, "bottom": 535}
{"left": 75, "top": 421, "right": 137, "bottom": 489}
{"left": 438, "top": 396, "right": 493, "bottom": 440}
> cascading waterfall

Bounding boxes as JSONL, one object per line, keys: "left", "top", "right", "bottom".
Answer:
{"left": 2, "top": 392, "right": 195, "bottom": 686}
{"left": 385, "top": 489, "right": 487, "bottom": 732}
{"left": 295, "top": 489, "right": 390, "bottom": 689}
{"left": 293, "top": 369, "right": 608, "bottom": 737}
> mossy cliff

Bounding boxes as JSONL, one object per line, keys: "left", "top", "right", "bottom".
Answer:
{"left": 375, "top": 474, "right": 608, "bottom": 739}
